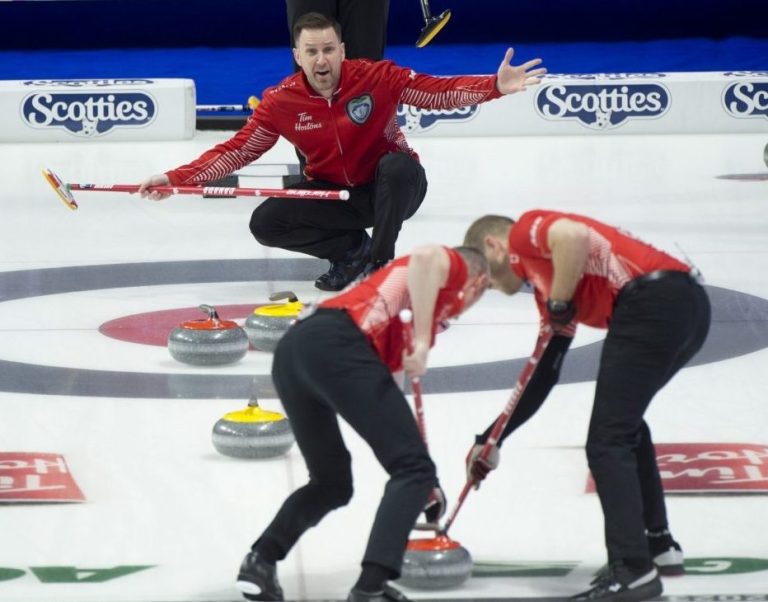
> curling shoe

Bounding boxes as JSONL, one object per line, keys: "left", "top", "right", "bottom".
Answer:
{"left": 315, "top": 231, "right": 372, "bottom": 291}
{"left": 570, "top": 561, "right": 662, "bottom": 602}
{"left": 236, "top": 551, "right": 284, "bottom": 601}
{"left": 648, "top": 529, "right": 685, "bottom": 576}
{"left": 347, "top": 583, "right": 412, "bottom": 602}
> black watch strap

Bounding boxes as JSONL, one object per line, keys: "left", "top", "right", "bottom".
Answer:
{"left": 547, "top": 298, "right": 571, "bottom": 313}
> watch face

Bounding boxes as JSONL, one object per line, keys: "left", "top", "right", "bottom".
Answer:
{"left": 548, "top": 299, "right": 568, "bottom": 312}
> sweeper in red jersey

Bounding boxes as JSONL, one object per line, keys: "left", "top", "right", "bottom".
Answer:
{"left": 234, "top": 244, "right": 489, "bottom": 602}
{"left": 463, "top": 211, "right": 711, "bottom": 602}
{"left": 138, "top": 12, "right": 545, "bottom": 292}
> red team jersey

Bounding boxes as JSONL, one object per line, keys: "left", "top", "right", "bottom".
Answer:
{"left": 508, "top": 210, "right": 691, "bottom": 330}
{"left": 166, "top": 59, "right": 501, "bottom": 187}
{"left": 320, "top": 248, "right": 469, "bottom": 372}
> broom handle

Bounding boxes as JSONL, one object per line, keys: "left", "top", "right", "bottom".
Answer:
{"left": 441, "top": 328, "right": 554, "bottom": 535}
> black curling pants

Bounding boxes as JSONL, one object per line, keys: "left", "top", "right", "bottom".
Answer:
{"left": 249, "top": 152, "right": 427, "bottom": 264}
{"left": 586, "top": 271, "right": 711, "bottom": 564}
{"left": 258, "top": 309, "right": 435, "bottom": 576}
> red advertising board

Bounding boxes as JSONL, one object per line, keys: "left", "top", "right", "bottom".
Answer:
{"left": 586, "top": 443, "right": 768, "bottom": 493}
{"left": 0, "top": 452, "right": 85, "bottom": 502}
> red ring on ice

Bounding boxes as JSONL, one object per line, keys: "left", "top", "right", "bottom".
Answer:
{"left": 99, "top": 304, "right": 257, "bottom": 347}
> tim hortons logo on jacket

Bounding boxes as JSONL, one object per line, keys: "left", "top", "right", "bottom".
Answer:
{"left": 534, "top": 83, "right": 670, "bottom": 130}
{"left": 22, "top": 92, "right": 156, "bottom": 136}
{"left": 585, "top": 443, "right": 768, "bottom": 493}
{"left": 295, "top": 112, "right": 322, "bottom": 131}
{"left": 722, "top": 81, "right": 768, "bottom": 119}
{"left": 396, "top": 104, "right": 478, "bottom": 133}
{"left": 346, "top": 94, "right": 374, "bottom": 125}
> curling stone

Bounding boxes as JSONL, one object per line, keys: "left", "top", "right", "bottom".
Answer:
{"left": 212, "top": 397, "right": 294, "bottom": 459}
{"left": 399, "top": 534, "right": 473, "bottom": 589}
{"left": 244, "top": 291, "right": 303, "bottom": 352}
{"left": 168, "top": 304, "right": 249, "bottom": 366}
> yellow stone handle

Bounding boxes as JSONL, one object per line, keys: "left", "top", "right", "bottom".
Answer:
{"left": 222, "top": 405, "right": 286, "bottom": 423}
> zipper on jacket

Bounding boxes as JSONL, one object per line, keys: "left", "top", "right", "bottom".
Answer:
{"left": 326, "top": 97, "right": 353, "bottom": 186}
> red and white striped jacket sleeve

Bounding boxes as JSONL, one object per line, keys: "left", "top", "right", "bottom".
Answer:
{"left": 165, "top": 109, "right": 280, "bottom": 186}
{"left": 398, "top": 71, "right": 503, "bottom": 109}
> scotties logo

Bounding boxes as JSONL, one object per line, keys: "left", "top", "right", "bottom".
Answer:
{"left": 396, "top": 104, "right": 478, "bottom": 133}
{"left": 22, "top": 92, "right": 156, "bottom": 137}
{"left": 723, "top": 81, "right": 768, "bottom": 119}
{"left": 346, "top": 94, "right": 373, "bottom": 125}
{"left": 535, "top": 83, "right": 670, "bottom": 130}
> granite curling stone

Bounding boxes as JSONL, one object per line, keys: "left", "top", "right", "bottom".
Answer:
{"left": 168, "top": 304, "right": 249, "bottom": 366}
{"left": 399, "top": 534, "right": 473, "bottom": 589}
{"left": 244, "top": 290, "right": 303, "bottom": 352}
{"left": 212, "top": 397, "right": 294, "bottom": 459}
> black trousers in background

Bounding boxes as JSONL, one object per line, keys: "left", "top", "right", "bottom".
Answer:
{"left": 286, "top": 0, "right": 390, "bottom": 62}
{"left": 249, "top": 152, "right": 427, "bottom": 263}
{"left": 259, "top": 309, "right": 435, "bottom": 575}
{"left": 587, "top": 271, "right": 711, "bottom": 564}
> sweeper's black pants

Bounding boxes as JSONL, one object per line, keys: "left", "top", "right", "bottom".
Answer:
{"left": 587, "top": 271, "right": 711, "bottom": 565}
{"left": 258, "top": 308, "right": 435, "bottom": 576}
{"left": 249, "top": 152, "right": 427, "bottom": 264}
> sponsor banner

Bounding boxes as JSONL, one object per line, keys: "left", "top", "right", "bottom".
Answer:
{"left": 534, "top": 81, "right": 670, "bottom": 130}
{"left": 397, "top": 103, "right": 479, "bottom": 133}
{"left": 397, "top": 72, "right": 768, "bottom": 136}
{"left": 0, "top": 79, "right": 195, "bottom": 142}
{"left": 586, "top": 443, "right": 768, "bottom": 494}
{"left": 0, "top": 452, "right": 85, "bottom": 502}
{"left": 722, "top": 81, "right": 768, "bottom": 121}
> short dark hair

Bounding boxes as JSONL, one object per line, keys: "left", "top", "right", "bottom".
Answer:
{"left": 454, "top": 245, "right": 490, "bottom": 278}
{"left": 292, "top": 12, "right": 342, "bottom": 46}
{"left": 463, "top": 215, "right": 515, "bottom": 251}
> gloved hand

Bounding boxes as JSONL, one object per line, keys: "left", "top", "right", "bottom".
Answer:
{"left": 465, "top": 442, "right": 500, "bottom": 488}
{"left": 546, "top": 298, "right": 576, "bottom": 333}
{"left": 423, "top": 484, "right": 446, "bottom": 524}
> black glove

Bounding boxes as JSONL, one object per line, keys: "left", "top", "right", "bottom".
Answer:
{"left": 423, "top": 484, "right": 446, "bottom": 523}
{"left": 546, "top": 298, "right": 576, "bottom": 332}
{"left": 465, "top": 442, "right": 500, "bottom": 487}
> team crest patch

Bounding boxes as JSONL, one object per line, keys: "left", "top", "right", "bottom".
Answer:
{"left": 346, "top": 94, "right": 374, "bottom": 125}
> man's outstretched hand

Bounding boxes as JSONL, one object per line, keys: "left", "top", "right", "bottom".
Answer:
{"left": 496, "top": 47, "right": 547, "bottom": 94}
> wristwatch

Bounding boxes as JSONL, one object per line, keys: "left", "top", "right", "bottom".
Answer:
{"left": 546, "top": 298, "right": 571, "bottom": 313}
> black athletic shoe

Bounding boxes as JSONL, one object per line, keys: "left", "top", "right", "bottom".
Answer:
{"left": 315, "top": 231, "right": 372, "bottom": 291}
{"left": 236, "top": 551, "right": 284, "bottom": 601}
{"left": 570, "top": 562, "right": 662, "bottom": 602}
{"left": 648, "top": 529, "right": 685, "bottom": 576}
{"left": 347, "top": 584, "right": 412, "bottom": 602}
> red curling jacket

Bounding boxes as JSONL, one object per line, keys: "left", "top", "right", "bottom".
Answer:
{"left": 166, "top": 59, "right": 502, "bottom": 188}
